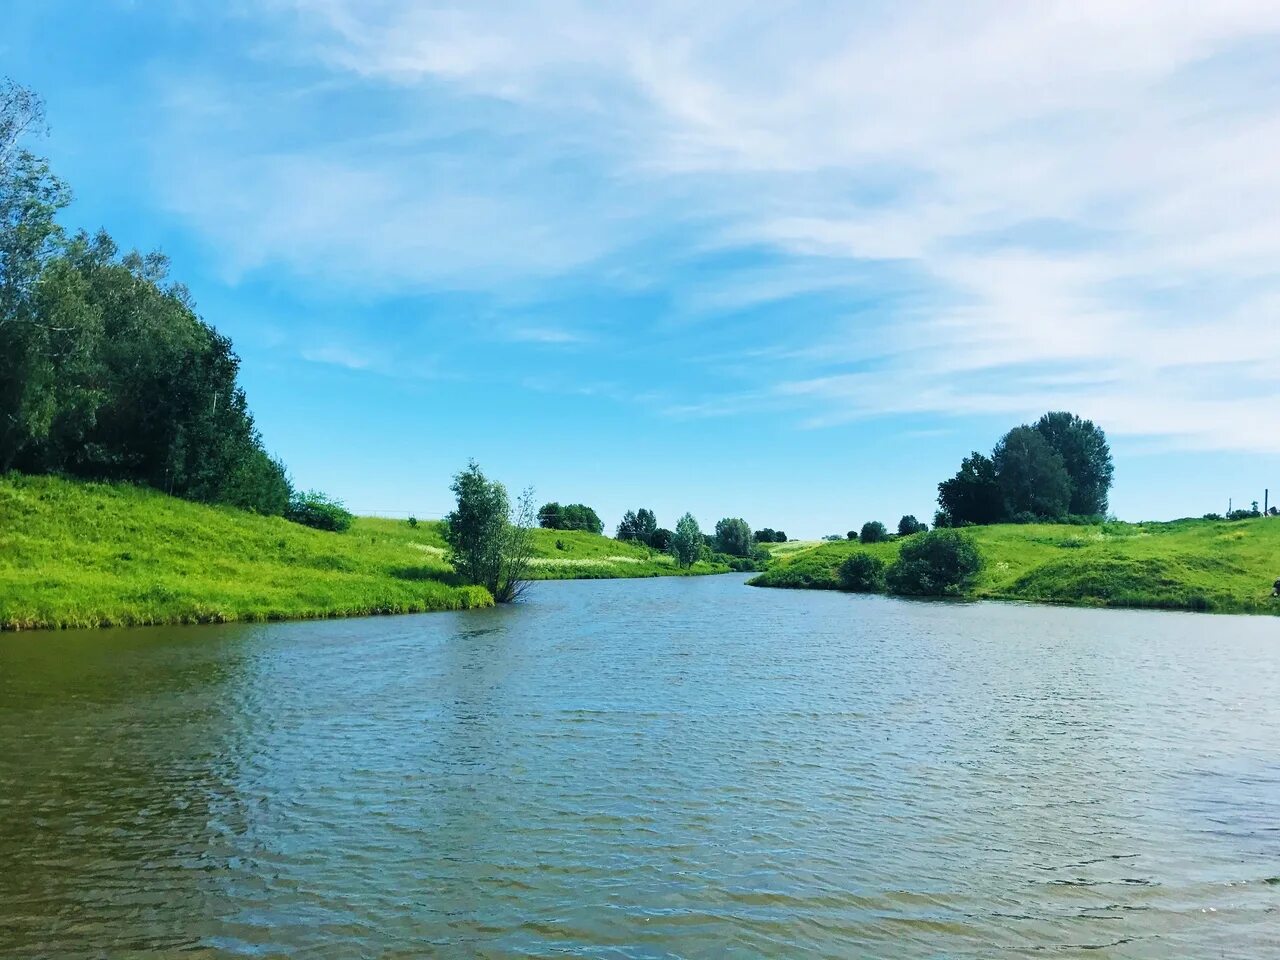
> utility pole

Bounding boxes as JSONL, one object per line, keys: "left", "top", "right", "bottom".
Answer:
{"left": 1266, "top": 489, "right": 1270, "bottom": 516}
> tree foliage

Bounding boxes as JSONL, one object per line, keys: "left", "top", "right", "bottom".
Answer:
{"left": 0, "top": 80, "right": 290, "bottom": 514}
{"left": 616, "top": 507, "right": 658, "bottom": 544}
{"left": 714, "top": 517, "right": 753, "bottom": 557}
{"left": 285, "top": 490, "right": 353, "bottom": 532}
{"left": 885, "top": 530, "right": 983, "bottom": 596}
{"left": 937, "top": 452, "right": 1004, "bottom": 526}
{"left": 671, "top": 513, "right": 702, "bottom": 567}
{"left": 443, "top": 461, "right": 534, "bottom": 603}
{"left": 860, "top": 520, "right": 888, "bottom": 544}
{"left": 936, "top": 413, "right": 1114, "bottom": 526}
{"left": 538, "top": 501, "right": 603, "bottom": 534}
{"left": 837, "top": 553, "right": 886, "bottom": 592}
{"left": 1033, "top": 411, "right": 1113, "bottom": 515}
{"left": 898, "top": 515, "right": 927, "bottom": 536}
{"left": 753, "top": 527, "right": 787, "bottom": 543}
{"left": 993, "top": 426, "right": 1072, "bottom": 520}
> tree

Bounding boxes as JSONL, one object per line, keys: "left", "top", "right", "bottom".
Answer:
{"left": 671, "top": 513, "right": 702, "bottom": 567}
{"left": 885, "top": 530, "right": 983, "bottom": 596}
{"left": 1033, "top": 411, "right": 1113, "bottom": 515}
{"left": 993, "top": 426, "right": 1072, "bottom": 520}
{"left": 443, "top": 461, "right": 535, "bottom": 603}
{"left": 847, "top": 530, "right": 858, "bottom": 541}
{"left": 540, "top": 501, "right": 603, "bottom": 534}
{"left": 0, "top": 81, "right": 290, "bottom": 513}
{"left": 0, "top": 81, "right": 72, "bottom": 470}
{"left": 285, "top": 490, "right": 353, "bottom": 532}
{"left": 898, "top": 515, "right": 926, "bottom": 536}
{"left": 649, "top": 527, "right": 674, "bottom": 552}
{"left": 616, "top": 507, "right": 658, "bottom": 543}
{"left": 714, "top": 517, "right": 753, "bottom": 557}
{"left": 538, "top": 502, "right": 562, "bottom": 528}
{"left": 838, "top": 553, "right": 886, "bottom": 592}
{"left": 860, "top": 520, "right": 888, "bottom": 544}
{"left": 773, "top": 530, "right": 787, "bottom": 542}
{"left": 937, "top": 451, "right": 1004, "bottom": 526}
{"left": 560, "top": 503, "right": 603, "bottom": 534}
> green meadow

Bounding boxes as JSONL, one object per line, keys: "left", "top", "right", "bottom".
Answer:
{"left": 0, "top": 474, "right": 728, "bottom": 631}
{"left": 753, "top": 519, "right": 1280, "bottom": 615}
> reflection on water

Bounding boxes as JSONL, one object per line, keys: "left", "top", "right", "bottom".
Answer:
{"left": 2, "top": 576, "right": 1278, "bottom": 958}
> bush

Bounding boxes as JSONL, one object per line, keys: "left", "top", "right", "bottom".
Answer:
{"left": 407, "top": 515, "right": 418, "bottom": 528}
{"left": 860, "top": 521, "right": 888, "bottom": 544}
{"left": 837, "top": 553, "right": 886, "bottom": 592}
{"left": 285, "top": 490, "right": 354, "bottom": 532}
{"left": 885, "top": 530, "right": 982, "bottom": 596}
{"left": 847, "top": 530, "right": 858, "bottom": 541}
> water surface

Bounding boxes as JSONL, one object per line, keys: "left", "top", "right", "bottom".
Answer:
{"left": 2, "top": 575, "right": 1278, "bottom": 957}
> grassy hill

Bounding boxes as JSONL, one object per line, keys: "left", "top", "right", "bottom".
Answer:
{"left": 753, "top": 519, "right": 1280, "bottom": 615}
{"left": 0, "top": 474, "right": 728, "bottom": 631}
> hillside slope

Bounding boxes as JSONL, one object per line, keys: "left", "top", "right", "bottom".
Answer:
{"left": 752, "top": 520, "right": 1280, "bottom": 615}
{"left": 0, "top": 475, "right": 726, "bottom": 630}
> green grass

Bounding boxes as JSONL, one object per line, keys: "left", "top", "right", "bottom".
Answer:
{"left": 0, "top": 475, "right": 728, "bottom": 630}
{"left": 750, "top": 519, "right": 1280, "bottom": 615}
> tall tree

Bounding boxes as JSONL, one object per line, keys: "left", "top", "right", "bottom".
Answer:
{"left": 0, "top": 80, "right": 73, "bottom": 469}
{"left": 714, "top": 517, "right": 753, "bottom": 557}
{"left": 993, "top": 426, "right": 1072, "bottom": 519}
{"left": 616, "top": 507, "right": 657, "bottom": 543}
{"left": 1033, "top": 411, "right": 1113, "bottom": 515}
{"left": 443, "top": 461, "right": 534, "bottom": 603}
{"left": 936, "top": 451, "right": 1005, "bottom": 526}
{"left": 671, "top": 513, "right": 702, "bottom": 567}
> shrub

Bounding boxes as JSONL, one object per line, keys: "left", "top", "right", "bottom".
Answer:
{"left": 837, "top": 553, "right": 886, "bottom": 592}
{"left": 847, "top": 530, "right": 858, "bottom": 541}
{"left": 407, "top": 515, "right": 418, "bottom": 528}
{"left": 285, "top": 490, "right": 354, "bottom": 532}
{"left": 885, "top": 529, "right": 982, "bottom": 596}
{"left": 860, "top": 521, "right": 888, "bottom": 544}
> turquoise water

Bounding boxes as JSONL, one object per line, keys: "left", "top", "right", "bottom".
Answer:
{"left": 2, "top": 575, "right": 1277, "bottom": 957}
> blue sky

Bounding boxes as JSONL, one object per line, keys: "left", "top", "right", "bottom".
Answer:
{"left": 6, "top": 1, "right": 1280, "bottom": 535}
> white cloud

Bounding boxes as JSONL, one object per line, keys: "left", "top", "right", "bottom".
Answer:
{"left": 159, "top": 1, "right": 1280, "bottom": 451}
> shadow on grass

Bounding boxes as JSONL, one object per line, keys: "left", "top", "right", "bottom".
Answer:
{"left": 389, "top": 565, "right": 468, "bottom": 587}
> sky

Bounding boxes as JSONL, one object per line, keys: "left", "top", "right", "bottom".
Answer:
{"left": 5, "top": 1, "right": 1280, "bottom": 536}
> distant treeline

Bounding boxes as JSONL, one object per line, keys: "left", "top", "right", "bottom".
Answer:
{"left": 1, "top": 79, "right": 291, "bottom": 514}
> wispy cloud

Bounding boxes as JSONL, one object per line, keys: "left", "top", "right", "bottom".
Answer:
{"left": 155, "top": 1, "right": 1280, "bottom": 452}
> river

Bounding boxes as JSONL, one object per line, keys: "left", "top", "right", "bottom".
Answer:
{"left": 1, "top": 574, "right": 1277, "bottom": 957}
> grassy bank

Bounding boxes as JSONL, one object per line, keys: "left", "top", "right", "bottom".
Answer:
{"left": 752, "top": 519, "right": 1280, "bottom": 615}
{"left": 0, "top": 475, "right": 728, "bottom": 631}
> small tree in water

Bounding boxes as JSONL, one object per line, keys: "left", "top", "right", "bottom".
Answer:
{"left": 444, "top": 461, "right": 536, "bottom": 603}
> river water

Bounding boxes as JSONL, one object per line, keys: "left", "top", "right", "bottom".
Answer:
{"left": 1, "top": 575, "right": 1277, "bottom": 958}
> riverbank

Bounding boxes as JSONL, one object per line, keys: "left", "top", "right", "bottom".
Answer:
{"left": 751, "top": 519, "right": 1280, "bottom": 615}
{"left": 0, "top": 475, "right": 729, "bottom": 630}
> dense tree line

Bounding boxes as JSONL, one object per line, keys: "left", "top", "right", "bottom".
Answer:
{"left": 936, "top": 412, "right": 1113, "bottom": 526}
{"left": 1, "top": 80, "right": 290, "bottom": 514}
